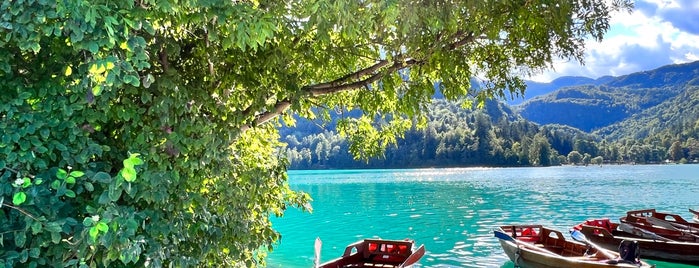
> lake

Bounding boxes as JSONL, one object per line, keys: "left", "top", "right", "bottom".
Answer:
{"left": 266, "top": 165, "right": 699, "bottom": 267}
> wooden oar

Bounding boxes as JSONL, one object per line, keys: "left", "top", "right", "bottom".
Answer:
{"left": 400, "top": 244, "right": 426, "bottom": 268}
{"left": 493, "top": 230, "right": 559, "bottom": 256}
{"left": 664, "top": 219, "right": 699, "bottom": 233}
{"left": 691, "top": 209, "right": 699, "bottom": 223}
{"left": 314, "top": 237, "right": 322, "bottom": 268}
{"left": 570, "top": 230, "right": 617, "bottom": 260}
{"left": 645, "top": 217, "right": 699, "bottom": 240}
{"left": 689, "top": 208, "right": 699, "bottom": 217}
{"left": 618, "top": 222, "right": 673, "bottom": 241}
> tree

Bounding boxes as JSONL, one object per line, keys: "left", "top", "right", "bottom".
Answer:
{"left": 568, "top": 151, "right": 583, "bottom": 165}
{"left": 1, "top": 0, "right": 631, "bottom": 266}
{"left": 529, "top": 134, "right": 552, "bottom": 166}
{"left": 591, "top": 156, "right": 604, "bottom": 165}
{"left": 668, "top": 141, "right": 684, "bottom": 162}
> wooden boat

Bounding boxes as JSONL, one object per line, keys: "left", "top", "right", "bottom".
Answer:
{"left": 574, "top": 218, "right": 699, "bottom": 265}
{"left": 620, "top": 209, "right": 699, "bottom": 242}
{"left": 316, "top": 238, "right": 425, "bottom": 268}
{"left": 494, "top": 225, "right": 653, "bottom": 268}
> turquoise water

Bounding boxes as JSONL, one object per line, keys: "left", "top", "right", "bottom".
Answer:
{"left": 267, "top": 165, "right": 699, "bottom": 267}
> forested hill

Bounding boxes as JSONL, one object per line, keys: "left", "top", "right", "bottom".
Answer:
{"left": 282, "top": 99, "right": 600, "bottom": 169}
{"left": 507, "top": 76, "right": 611, "bottom": 105}
{"left": 516, "top": 61, "right": 699, "bottom": 132}
{"left": 281, "top": 61, "right": 699, "bottom": 169}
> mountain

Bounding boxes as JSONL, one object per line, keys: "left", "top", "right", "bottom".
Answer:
{"left": 516, "top": 61, "right": 699, "bottom": 133}
{"left": 506, "top": 76, "right": 609, "bottom": 105}
{"left": 594, "top": 83, "right": 699, "bottom": 140}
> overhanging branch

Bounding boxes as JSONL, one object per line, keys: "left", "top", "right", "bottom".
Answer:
{"left": 241, "top": 31, "right": 476, "bottom": 132}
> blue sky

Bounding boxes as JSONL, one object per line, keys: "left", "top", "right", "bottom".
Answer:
{"left": 529, "top": 0, "right": 699, "bottom": 82}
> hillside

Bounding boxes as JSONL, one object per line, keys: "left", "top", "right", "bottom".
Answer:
{"left": 516, "top": 61, "right": 699, "bottom": 132}
{"left": 595, "top": 84, "right": 699, "bottom": 140}
{"left": 507, "top": 76, "right": 607, "bottom": 105}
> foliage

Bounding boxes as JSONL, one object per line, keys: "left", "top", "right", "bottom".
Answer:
{"left": 283, "top": 99, "right": 607, "bottom": 168}
{"left": 1, "top": 0, "right": 630, "bottom": 266}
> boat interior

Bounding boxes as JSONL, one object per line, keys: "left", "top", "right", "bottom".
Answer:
{"left": 501, "top": 225, "right": 594, "bottom": 257}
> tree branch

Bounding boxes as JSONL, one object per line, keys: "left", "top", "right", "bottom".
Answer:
{"left": 240, "top": 30, "right": 476, "bottom": 132}
{"left": 2, "top": 202, "right": 41, "bottom": 222}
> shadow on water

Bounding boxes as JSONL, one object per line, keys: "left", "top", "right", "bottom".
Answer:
{"left": 267, "top": 165, "right": 699, "bottom": 268}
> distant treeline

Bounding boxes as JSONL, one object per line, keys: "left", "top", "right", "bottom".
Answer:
{"left": 281, "top": 99, "right": 699, "bottom": 169}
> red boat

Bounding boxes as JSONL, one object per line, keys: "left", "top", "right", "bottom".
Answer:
{"left": 316, "top": 238, "right": 425, "bottom": 268}
{"left": 494, "top": 225, "right": 653, "bottom": 268}
{"left": 574, "top": 218, "right": 699, "bottom": 264}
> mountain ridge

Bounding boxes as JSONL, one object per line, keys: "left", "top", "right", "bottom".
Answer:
{"left": 516, "top": 60, "right": 699, "bottom": 133}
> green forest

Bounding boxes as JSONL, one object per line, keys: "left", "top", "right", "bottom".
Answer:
{"left": 282, "top": 73, "right": 699, "bottom": 169}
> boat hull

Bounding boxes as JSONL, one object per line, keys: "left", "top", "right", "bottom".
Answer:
{"left": 498, "top": 239, "right": 648, "bottom": 268}
{"left": 578, "top": 224, "right": 699, "bottom": 265}
{"left": 495, "top": 226, "right": 652, "bottom": 268}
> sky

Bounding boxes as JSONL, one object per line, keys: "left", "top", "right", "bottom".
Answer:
{"left": 528, "top": 0, "right": 699, "bottom": 82}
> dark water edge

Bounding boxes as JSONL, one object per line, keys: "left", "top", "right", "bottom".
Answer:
{"left": 267, "top": 165, "right": 699, "bottom": 268}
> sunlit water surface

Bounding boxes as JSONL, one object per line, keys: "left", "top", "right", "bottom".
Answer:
{"left": 267, "top": 165, "right": 699, "bottom": 268}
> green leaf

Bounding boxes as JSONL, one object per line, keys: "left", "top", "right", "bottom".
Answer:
{"left": 84, "top": 182, "right": 94, "bottom": 192}
{"left": 39, "top": 129, "right": 50, "bottom": 139}
{"left": 98, "top": 192, "right": 110, "bottom": 204}
{"left": 92, "top": 85, "right": 103, "bottom": 96}
{"left": 88, "top": 41, "right": 99, "bottom": 54}
{"left": 65, "top": 176, "right": 76, "bottom": 184}
{"left": 125, "top": 74, "right": 140, "bottom": 87}
{"left": 29, "top": 248, "right": 40, "bottom": 258}
{"left": 83, "top": 217, "right": 95, "bottom": 227}
{"left": 89, "top": 227, "right": 99, "bottom": 241}
{"left": 142, "top": 74, "right": 155, "bottom": 88}
{"left": 22, "top": 177, "right": 31, "bottom": 188}
{"left": 96, "top": 222, "right": 108, "bottom": 232}
{"left": 120, "top": 167, "right": 136, "bottom": 182}
{"left": 14, "top": 232, "right": 26, "bottom": 247}
{"left": 56, "top": 169, "right": 68, "bottom": 180}
{"left": 50, "top": 231, "right": 60, "bottom": 244}
{"left": 94, "top": 172, "right": 112, "bottom": 183}
{"left": 50, "top": 180, "right": 60, "bottom": 189}
{"left": 45, "top": 222, "right": 62, "bottom": 233}
{"left": 123, "top": 153, "right": 144, "bottom": 168}
{"left": 65, "top": 189, "right": 76, "bottom": 198}
{"left": 12, "top": 192, "right": 26, "bottom": 205}
{"left": 108, "top": 187, "right": 122, "bottom": 202}
{"left": 30, "top": 221, "right": 42, "bottom": 234}
{"left": 69, "top": 171, "right": 85, "bottom": 177}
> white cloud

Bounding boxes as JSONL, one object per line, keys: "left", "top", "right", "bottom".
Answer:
{"left": 528, "top": 0, "right": 699, "bottom": 82}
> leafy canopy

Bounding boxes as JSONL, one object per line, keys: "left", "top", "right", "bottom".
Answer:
{"left": 0, "top": 0, "right": 630, "bottom": 266}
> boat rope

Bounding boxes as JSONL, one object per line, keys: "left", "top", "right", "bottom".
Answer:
{"left": 514, "top": 247, "right": 522, "bottom": 268}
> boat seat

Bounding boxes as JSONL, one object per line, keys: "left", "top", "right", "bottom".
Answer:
{"left": 362, "top": 240, "right": 412, "bottom": 265}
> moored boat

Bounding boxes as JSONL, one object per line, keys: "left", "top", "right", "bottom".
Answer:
{"left": 574, "top": 218, "right": 699, "bottom": 265}
{"left": 620, "top": 209, "right": 699, "bottom": 242}
{"left": 494, "top": 225, "right": 653, "bottom": 268}
{"left": 315, "top": 238, "right": 425, "bottom": 268}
